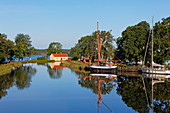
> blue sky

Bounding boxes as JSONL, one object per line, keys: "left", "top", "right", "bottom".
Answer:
{"left": 0, "top": 0, "right": 170, "bottom": 49}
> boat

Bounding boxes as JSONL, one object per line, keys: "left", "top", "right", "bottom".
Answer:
{"left": 141, "top": 17, "right": 170, "bottom": 75}
{"left": 90, "top": 22, "right": 117, "bottom": 70}
{"left": 141, "top": 61, "right": 170, "bottom": 74}
{"left": 90, "top": 65, "right": 117, "bottom": 69}
{"left": 90, "top": 73, "right": 117, "bottom": 77}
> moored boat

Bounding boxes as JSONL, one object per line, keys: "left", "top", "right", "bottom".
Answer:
{"left": 90, "top": 65, "right": 117, "bottom": 69}
{"left": 90, "top": 22, "right": 117, "bottom": 71}
{"left": 141, "top": 17, "right": 170, "bottom": 75}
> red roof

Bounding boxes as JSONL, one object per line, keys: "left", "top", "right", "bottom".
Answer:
{"left": 53, "top": 65, "right": 66, "bottom": 69}
{"left": 52, "top": 53, "right": 68, "bottom": 57}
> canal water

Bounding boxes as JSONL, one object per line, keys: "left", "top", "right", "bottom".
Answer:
{"left": 0, "top": 63, "right": 169, "bottom": 113}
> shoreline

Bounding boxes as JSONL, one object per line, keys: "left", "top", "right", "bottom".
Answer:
{"left": 0, "top": 60, "right": 54, "bottom": 76}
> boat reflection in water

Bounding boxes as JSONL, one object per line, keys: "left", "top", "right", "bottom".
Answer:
{"left": 78, "top": 73, "right": 119, "bottom": 113}
{"left": 141, "top": 73, "right": 170, "bottom": 113}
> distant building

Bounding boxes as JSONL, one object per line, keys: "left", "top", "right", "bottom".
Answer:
{"left": 50, "top": 53, "right": 68, "bottom": 61}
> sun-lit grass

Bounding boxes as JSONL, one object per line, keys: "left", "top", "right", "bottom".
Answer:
{"left": 61, "top": 60, "right": 90, "bottom": 73}
{"left": 0, "top": 62, "right": 22, "bottom": 76}
{"left": 0, "top": 60, "right": 54, "bottom": 76}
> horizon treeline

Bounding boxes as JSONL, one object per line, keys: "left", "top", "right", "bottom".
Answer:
{"left": 70, "top": 16, "right": 170, "bottom": 64}
{"left": 1, "top": 16, "right": 170, "bottom": 64}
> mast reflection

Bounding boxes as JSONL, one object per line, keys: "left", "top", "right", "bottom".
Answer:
{"left": 142, "top": 74, "right": 170, "bottom": 113}
{"left": 78, "top": 73, "right": 119, "bottom": 113}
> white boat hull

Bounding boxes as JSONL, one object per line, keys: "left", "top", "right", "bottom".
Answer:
{"left": 90, "top": 73, "right": 117, "bottom": 77}
{"left": 141, "top": 68, "right": 170, "bottom": 75}
{"left": 90, "top": 65, "right": 117, "bottom": 69}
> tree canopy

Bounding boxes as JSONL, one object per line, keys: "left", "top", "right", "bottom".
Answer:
{"left": 0, "top": 33, "right": 15, "bottom": 62}
{"left": 0, "top": 33, "right": 36, "bottom": 63}
{"left": 153, "top": 17, "right": 170, "bottom": 64}
{"left": 116, "top": 21, "right": 150, "bottom": 64}
{"left": 116, "top": 16, "right": 170, "bottom": 64}
{"left": 47, "top": 42, "right": 62, "bottom": 55}
{"left": 14, "top": 34, "right": 36, "bottom": 59}
{"left": 70, "top": 30, "right": 115, "bottom": 61}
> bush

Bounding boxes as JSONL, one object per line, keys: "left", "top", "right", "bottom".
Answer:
{"left": 37, "top": 56, "right": 47, "bottom": 60}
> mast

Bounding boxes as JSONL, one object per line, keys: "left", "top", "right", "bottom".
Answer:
{"left": 151, "top": 16, "right": 154, "bottom": 113}
{"left": 151, "top": 17, "right": 154, "bottom": 68}
{"left": 97, "top": 22, "right": 101, "bottom": 62}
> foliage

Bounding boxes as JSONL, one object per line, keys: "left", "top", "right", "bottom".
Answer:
{"left": 14, "top": 34, "right": 36, "bottom": 58}
{"left": 47, "top": 42, "right": 62, "bottom": 56}
{"left": 70, "top": 31, "right": 115, "bottom": 61}
{"left": 37, "top": 56, "right": 47, "bottom": 60}
{"left": 116, "top": 21, "right": 150, "bottom": 64}
{"left": 15, "top": 34, "right": 32, "bottom": 47}
{"left": 70, "top": 35, "right": 96, "bottom": 60}
{"left": 0, "top": 33, "right": 15, "bottom": 62}
{"left": 153, "top": 17, "right": 170, "bottom": 64}
{"left": 36, "top": 49, "right": 47, "bottom": 55}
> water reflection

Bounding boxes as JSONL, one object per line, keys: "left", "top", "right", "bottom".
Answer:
{"left": 0, "top": 63, "right": 170, "bottom": 113}
{"left": 116, "top": 74, "right": 170, "bottom": 113}
{"left": 0, "top": 64, "right": 36, "bottom": 99}
{"left": 47, "top": 62, "right": 66, "bottom": 79}
{"left": 142, "top": 74, "right": 170, "bottom": 113}
{"left": 78, "top": 73, "right": 118, "bottom": 113}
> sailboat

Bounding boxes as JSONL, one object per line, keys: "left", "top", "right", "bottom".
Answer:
{"left": 90, "top": 22, "right": 117, "bottom": 70}
{"left": 141, "top": 17, "right": 170, "bottom": 75}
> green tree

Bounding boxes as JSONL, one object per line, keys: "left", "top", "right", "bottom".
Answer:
{"left": 47, "top": 42, "right": 62, "bottom": 55}
{"left": 116, "top": 21, "right": 150, "bottom": 64}
{"left": 0, "top": 33, "right": 15, "bottom": 62}
{"left": 153, "top": 16, "right": 170, "bottom": 64}
{"left": 70, "top": 31, "right": 115, "bottom": 61}
{"left": 92, "top": 30, "right": 115, "bottom": 60}
{"left": 14, "top": 34, "right": 35, "bottom": 59}
{"left": 70, "top": 35, "right": 97, "bottom": 60}
{"left": 15, "top": 34, "right": 32, "bottom": 47}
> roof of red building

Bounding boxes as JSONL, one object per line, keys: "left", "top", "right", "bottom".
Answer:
{"left": 52, "top": 53, "right": 68, "bottom": 57}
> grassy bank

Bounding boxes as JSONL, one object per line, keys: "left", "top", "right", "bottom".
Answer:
{"left": 0, "top": 60, "right": 54, "bottom": 76}
{"left": 0, "top": 62, "right": 23, "bottom": 76}
{"left": 117, "top": 65, "right": 142, "bottom": 72}
{"left": 21, "top": 60, "right": 54, "bottom": 64}
{"left": 61, "top": 60, "right": 90, "bottom": 73}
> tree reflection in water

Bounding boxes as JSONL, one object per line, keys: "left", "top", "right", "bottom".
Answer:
{"left": 116, "top": 74, "right": 170, "bottom": 113}
{"left": 47, "top": 62, "right": 66, "bottom": 79}
{"left": 0, "top": 64, "right": 36, "bottom": 99}
{"left": 78, "top": 74, "right": 118, "bottom": 112}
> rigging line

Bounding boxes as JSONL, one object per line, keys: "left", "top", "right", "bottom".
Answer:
{"left": 142, "top": 77, "right": 150, "bottom": 108}
{"left": 151, "top": 74, "right": 154, "bottom": 113}
{"left": 142, "top": 29, "right": 152, "bottom": 67}
{"left": 151, "top": 16, "right": 154, "bottom": 68}
{"left": 102, "top": 101, "right": 113, "bottom": 113}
